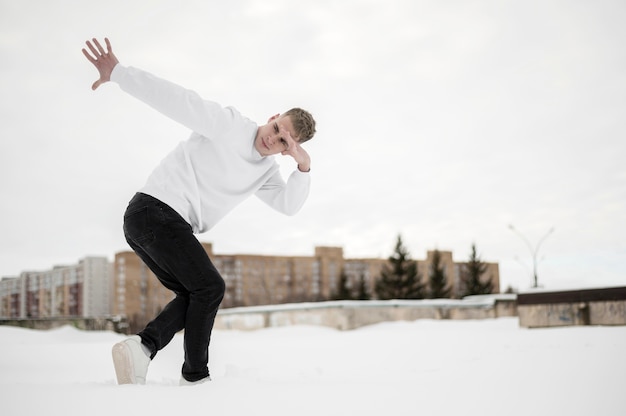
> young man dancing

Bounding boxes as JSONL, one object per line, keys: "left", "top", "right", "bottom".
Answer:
{"left": 82, "top": 37, "right": 316, "bottom": 385}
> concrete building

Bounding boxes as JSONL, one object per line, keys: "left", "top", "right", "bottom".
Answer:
{"left": 1, "top": 244, "right": 499, "bottom": 333}
{"left": 0, "top": 257, "right": 111, "bottom": 319}
{"left": 113, "top": 251, "right": 173, "bottom": 331}
{"left": 112, "top": 243, "right": 500, "bottom": 332}
{"left": 0, "top": 276, "right": 24, "bottom": 318}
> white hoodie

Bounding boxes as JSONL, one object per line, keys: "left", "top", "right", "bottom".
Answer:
{"left": 110, "top": 65, "right": 310, "bottom": 234}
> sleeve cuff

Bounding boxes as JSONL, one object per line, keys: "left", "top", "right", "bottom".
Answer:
{"left": 109, "top": 63, "right": 125, "bottom": 83}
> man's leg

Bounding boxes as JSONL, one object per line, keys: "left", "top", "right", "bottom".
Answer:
{"left": 123, "top": 193, "right": 225, "bottom": 381}
{"left": 124, "top": 239, "right": 188, "bottom": 358}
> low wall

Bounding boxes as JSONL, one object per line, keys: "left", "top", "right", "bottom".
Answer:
{"left": 0, "top": 296, "right": 520, "bottom": 333}
{"left": 517, "top": 286, "right": 626, "bottom": 328}
{"left": 0, "top": 316, "right": 129, "bottom": 333}
{"left": 215, "top": 295, "right": 517, "bottom": 331}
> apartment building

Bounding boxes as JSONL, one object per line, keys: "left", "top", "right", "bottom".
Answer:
{"left": 0, "top": 257, "right": 111, "bottom": 319}
{"left": 112, "top": 243, "right": 499, "bottom": 332}
{"left": 1, "top": 244, "right": 499, "bottom": 333}
{"left": 112, "top": 251, "right": 174, "bottom": 328}
{"left": 0, "top": 276, "right": 24, "bottom": 318}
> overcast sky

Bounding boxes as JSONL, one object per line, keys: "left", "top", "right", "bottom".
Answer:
{"left": 1, "top": 0, "right": 625, "bottom": 292}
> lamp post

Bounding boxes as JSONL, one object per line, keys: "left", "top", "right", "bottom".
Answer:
{"left": 508, "top": 225, "right": 555, "bottom": 288}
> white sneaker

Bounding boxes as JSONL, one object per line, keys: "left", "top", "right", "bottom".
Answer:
{"left": 179, "top": 375, "right": 211, "bottom": 386}
{"left": 112, "top": 335, "right": 151, "bottom": 385}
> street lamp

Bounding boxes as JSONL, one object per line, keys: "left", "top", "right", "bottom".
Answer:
{"left": 508, "top": 225, "right": 555, "bottom": 288}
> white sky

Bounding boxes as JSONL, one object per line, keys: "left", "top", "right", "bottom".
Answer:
{"left": 1, "top": 0, "right": 625, "bottom": 292}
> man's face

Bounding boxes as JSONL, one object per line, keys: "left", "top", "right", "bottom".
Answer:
{"left": 254, "top": 114, "right": 299, "bottom": 157}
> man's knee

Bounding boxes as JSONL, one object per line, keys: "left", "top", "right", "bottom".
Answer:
{"left": 194, "top": 273, "right": 225, "bottom": 303}
{"left": 213, "top": 275, "right": 226, "bottom": 301}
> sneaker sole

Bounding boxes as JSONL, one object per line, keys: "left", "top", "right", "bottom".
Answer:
{"left": 112, "top": 342, "right": 136, "bottom": 384}
{"left": 180, "top": 376, "right": 211, "bottom": 386}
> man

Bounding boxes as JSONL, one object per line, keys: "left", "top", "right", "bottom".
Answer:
{"left": 82, "top": 38, "right": 316, "bottom": 385}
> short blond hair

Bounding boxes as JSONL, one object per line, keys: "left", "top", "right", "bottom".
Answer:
{"left": 283, "top": 108, "right": 316, "bottom": 143}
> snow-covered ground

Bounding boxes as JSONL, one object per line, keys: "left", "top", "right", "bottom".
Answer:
{"left": 1, "top": 318, "right": 624, "bottom": 415}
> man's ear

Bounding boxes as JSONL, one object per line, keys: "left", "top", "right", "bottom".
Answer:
{"left": 267, "top": 113, "right": 280, "bottom": 123}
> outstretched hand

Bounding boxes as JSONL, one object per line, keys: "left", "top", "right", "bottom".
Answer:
{"left": 82, "top": 37, "right": 119, "bottom": 90}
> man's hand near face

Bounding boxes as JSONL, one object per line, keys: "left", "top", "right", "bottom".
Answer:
{"left": 278, "top": 124, "right": 311, "bottom": 172}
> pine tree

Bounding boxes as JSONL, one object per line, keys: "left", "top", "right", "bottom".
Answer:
{"left": 460, "top": 243, "right": 494, "bottom": 297}
{"left": 375, "top": 235, "right": 425, "bottom": 300}
{"left": 428, "top": 249, "right": 451, "bottom": 298}
{"left": 355, "top": 274, "right": 371, "bottom": 300}
{"left": 331, "top": 270, "right": 353, "bottom": 300}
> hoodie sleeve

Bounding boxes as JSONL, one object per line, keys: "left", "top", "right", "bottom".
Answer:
{"left": 110, "top": 64, "right": 235, "bottom": 138}
{"left": 255, "top": 169, "right": 311, "bottom": 216}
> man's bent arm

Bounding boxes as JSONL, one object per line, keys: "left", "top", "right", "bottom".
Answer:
{"left": 255, "top": 170, "right": 311, "bottom": 216}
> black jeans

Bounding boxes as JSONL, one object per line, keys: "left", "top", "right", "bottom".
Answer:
{"left": 123, "top": 192, "right": 225, "bottom": 382}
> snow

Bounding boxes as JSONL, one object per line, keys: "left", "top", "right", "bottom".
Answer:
{"left": 1, "top": 318, "right": 625, "bottom": 415}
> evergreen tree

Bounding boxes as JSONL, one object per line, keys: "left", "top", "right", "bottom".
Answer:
{"left": 355, "top": 274, "right": 371, "bottom": 300}
{"left": 504, "top": 285, "right": 517, "bottom": 294}
{"left": 428, "top": 249, "right": 451, "bottom": 298}
{"left": 331, "top": 270, "right": 353, "bottom": 300}
{"left": 460, "top": 243, "right": 494, "bottom": 297}
{"left": 375, "top": 235, "right": 425, "bottom": 300}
